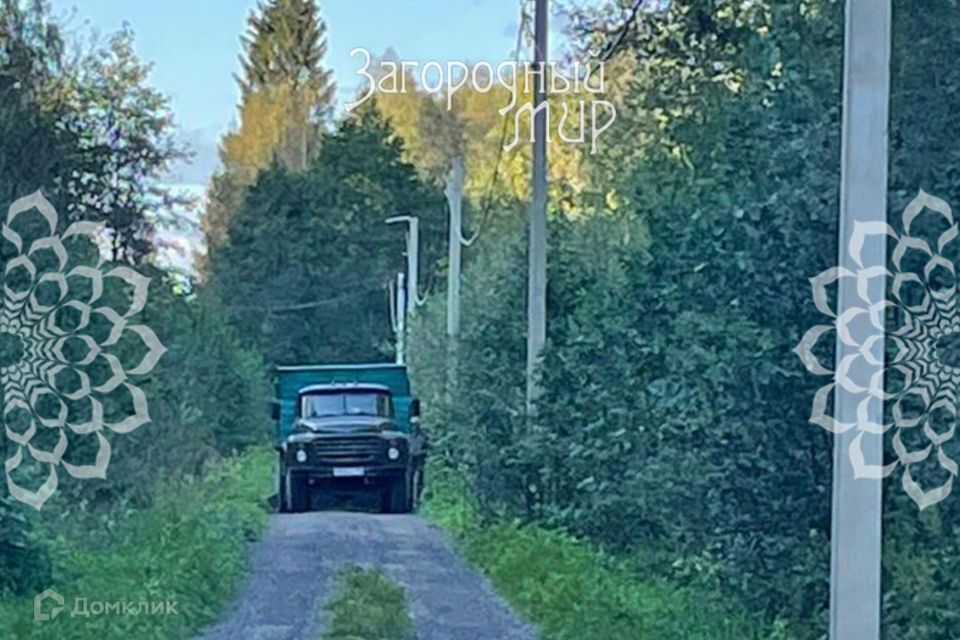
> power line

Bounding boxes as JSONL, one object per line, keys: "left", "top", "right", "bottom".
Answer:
{"left": 224, "top": 282, "right": 385, "bottom": 314}
{"left": 266, "top": 288, "right": 382, "bottom": 313}
{"left": 460, "top": 0, "right": 529, "bottom": 248}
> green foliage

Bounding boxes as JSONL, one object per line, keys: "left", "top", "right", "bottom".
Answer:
{"left": 423, "top": 464, "right": 785, "bottom": 640}
{"left": 320, "top": 566, "right": 415, "bottom": 640}
{"left": 0, "top": 495, "right": 51, "bottom": 596}
{"left": 59, "top": 26, "right": 186, "bottom": 261}
{"left": 105, "top": 272, "right": 270, "bottom": 495}
{"left": 240, "top": 0, "right": 334, "bottom": 106}
{"left": 412, "top": 2, "right": 960, "bottom": 637}
{"left": 411, "top": 201, "right": 832, "bottom": 634}
{"left": 880, "top": 495, "right": 960, "bottom": 640}
{"left": 0, "top": 0, "right": 185, "bottom": 261}
{"left": 204, "top": 0, "right": 336, "bottom": 254}
{"left": 0, "top": 2, "right": 212, "bottom": 595}
{"left": 0, "top": 0, "right": 70, "bottom": 207}
{"left": 0, "top": 448, "right": 275, "bottom": 639}
{"left": 205, "top": 108, "right": 444, "bottom": 366}
{"left": 14, "top": 265, "right": 272, "bottom": 513}
{"left": 880, "top": 19, "right": 960, "bottom": 639}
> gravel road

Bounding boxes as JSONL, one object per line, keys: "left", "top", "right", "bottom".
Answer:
{"left": 198, "top": 511, "right": 538, "bottom": 640}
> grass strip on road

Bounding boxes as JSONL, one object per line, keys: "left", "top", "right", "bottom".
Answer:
{"left": 320, "top": 566, "right": 415, "bottom": 640}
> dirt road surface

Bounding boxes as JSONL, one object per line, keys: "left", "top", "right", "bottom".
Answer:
{"left": 198, "top": 511, "right": 538, "bottom": 640}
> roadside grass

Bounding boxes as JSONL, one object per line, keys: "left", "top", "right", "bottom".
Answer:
{"left": 422, "top": 465, "right": 789, "bottom": 640}
{"left": 0, "top": 447, "right": 275, "bottom": 640}
{"left": 320, "top": 566, "right": 415, "bottom": 640}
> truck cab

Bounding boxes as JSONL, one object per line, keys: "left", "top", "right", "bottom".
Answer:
{"left": 273, "top": 364, "right": 426, "bottom": 513}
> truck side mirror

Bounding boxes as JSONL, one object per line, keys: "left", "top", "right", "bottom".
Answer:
{"left": 270, "top": 400, "right": 280, "bottom": 421}
{"left": 409, "top": 398, "right": 421, "bottom": 423}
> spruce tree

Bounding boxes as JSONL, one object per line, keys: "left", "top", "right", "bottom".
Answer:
{"left": 203, "top": 0, "right": 335, "bottom": 262}
{"left": 237, "top": 0, "right": 334, "bottom": 168}
{"left": 239, "top": 0, "right": 334, "bottom": 105}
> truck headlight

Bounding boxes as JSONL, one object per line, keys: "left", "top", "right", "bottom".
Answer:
{"left": 296, "top": 449, "right": 308, "bottom": 463}
{"left": 387, "top": 446, "right": 401, "bottom": 461}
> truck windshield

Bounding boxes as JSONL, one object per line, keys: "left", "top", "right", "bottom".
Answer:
{"left": 301, "top": 392, "right": 392, "bottom": 418}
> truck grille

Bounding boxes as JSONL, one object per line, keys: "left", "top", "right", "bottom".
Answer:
{"left": 310, "top": 436, "right": 382, "bottom": 465}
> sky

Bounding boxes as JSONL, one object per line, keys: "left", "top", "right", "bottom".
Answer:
{"left": 43, "top": 0, "right": 578, "bottom": 271}
{"left": 47, "top": 0, "right": 534, "bottom": 189}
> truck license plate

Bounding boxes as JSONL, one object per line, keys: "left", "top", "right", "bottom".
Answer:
{"left": 333, "top": 467, "right": 365, "bottom": 478}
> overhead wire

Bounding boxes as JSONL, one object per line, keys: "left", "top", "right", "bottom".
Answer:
{"left": 223, "top": 275, "right": 385, "bottom": 314}
{"left": 459, "top": 0, "right": 530, "bottom": 248}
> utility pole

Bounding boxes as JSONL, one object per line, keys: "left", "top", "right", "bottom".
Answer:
{"left": 526, "top": 0, "right": 548, "bottom": 413}
{"left": 444, "top": 156, "right": 466, "bottom": 401}
{"left": 445, "top": 156, "right": 465, "bottom": 339}
{"left": 393, "top": 271, "right": 407, "bottom": 365}
{"left": 386, "top": 215, "right": 421, "bottom": 314}
{"left": 830, "top": 2, "right": 890, "bottom": 639}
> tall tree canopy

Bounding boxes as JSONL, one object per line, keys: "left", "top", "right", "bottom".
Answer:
{"left": 202, "top": 0, "right": 335, "bottom": 260}
{"left": 205, "top": 108, "right": 444, "bottom": 366}
{"left": 238, "top": 0, "right": 335, "bottom": 169}
{"left": 0, "top": 0, "right": 183, "bottom": 262}
{"left": 0, "top": 0, "right": 237, "bottom": 598}
{"left": 239, "top": 0, "right": 334, "bottom": 102}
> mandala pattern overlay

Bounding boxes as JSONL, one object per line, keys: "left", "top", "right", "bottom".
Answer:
{"left": 795, "top": 190, "right": 960, "bottom": 509}
{"left": 2, "top": 191, "right": 166, "bottom": 510}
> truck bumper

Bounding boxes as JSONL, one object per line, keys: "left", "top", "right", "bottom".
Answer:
{"left": 287, "top": 465, "right": 407, "bottom": 488}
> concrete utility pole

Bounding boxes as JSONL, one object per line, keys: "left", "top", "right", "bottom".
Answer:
{"left": 526, "top": 0, "right": 548, "bottom": 413}
{"left": 445, "top": 157, "right": 466, "bottom": 339}
{"left": 830, "top": 2, "right": 891, "bottom": 639}
{"left": 386, "top": 215, "right": 421, "bottom": 314}
{"left": 393, "top": 271, "right": 407, "bottom": 365}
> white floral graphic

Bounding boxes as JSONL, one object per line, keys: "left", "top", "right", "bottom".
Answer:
{"left": 795, "top": 190, "right": 960, "bottom": 509}
{"left": 1, "top": 191, "right": 166, "bottom": 510}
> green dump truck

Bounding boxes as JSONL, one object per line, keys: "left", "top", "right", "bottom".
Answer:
{"left": 272, "top": 363, "right": 427, "bottom": 514}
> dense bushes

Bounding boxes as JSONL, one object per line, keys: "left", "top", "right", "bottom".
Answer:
{"left": 0, "top": 496, "right": 51, "bottom": 596}
{"left": 0, "top": 270, "right": 272, "bottom": 600}
{"left": 409, "top": 209, "right": 832, "bottom": 635}
{"left": 0, "top": 1, "right": 273, "bottom": 600}
{"left": 99, "top": 271, "right": 271, "bottom": 503}
{"left": 410, "top": 2, "right": 960, "bottom": 637}
{"left": 12, "top": 267, "right": 273, "bottom": 514}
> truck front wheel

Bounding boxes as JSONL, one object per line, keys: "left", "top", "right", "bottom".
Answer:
{"left": 277, "top": 457, "right": 289, "bottom": 513}
{"left": 410, "top": 465, "right": 423, "bottom": 513}
{"left": 383, "top": 471, "right": 413, "bottom": 514}
{"left": 286, "top": 472, "right": 310, "bottom": 513}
